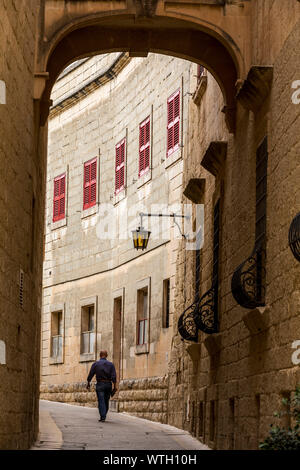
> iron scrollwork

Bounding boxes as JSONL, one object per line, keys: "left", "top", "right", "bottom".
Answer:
{"left": 231, "top": 246, "right": 266, "bottom": 309}
{"left": 178, "top": 300, "right": 199, "bottom": 343}
{"left": 289, "top": 212, "right": 300, "bottom": 262}
{"left": 178, "top": 284, "right": 219, "bottom": 342}
{"left": 194, "top": 284, "right": 218, "bottom": 334}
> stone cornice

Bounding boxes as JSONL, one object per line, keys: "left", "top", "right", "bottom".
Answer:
{"left": 49, "top": 52, "right": 132, "bottom": 118}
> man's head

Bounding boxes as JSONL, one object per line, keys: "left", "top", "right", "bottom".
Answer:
{"left": 100, "top": 350, "right": 108, "bottom": 359}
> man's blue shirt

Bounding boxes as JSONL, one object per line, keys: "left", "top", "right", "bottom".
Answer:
{"left": 87, "top": 358, "right": 117, "bottom": 384}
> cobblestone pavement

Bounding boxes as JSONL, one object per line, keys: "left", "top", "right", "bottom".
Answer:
{"left": 32, "top": 400, "right": 209, "bottom": 450}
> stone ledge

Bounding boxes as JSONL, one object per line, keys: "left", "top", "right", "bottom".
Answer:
{"left": 183, "top": 178, "right": 206, "bottom": 204}
{"left": 186, "top": 343, "right": 201, "bottom": 361}
{"left": 236, "top": 66, "right": 273, "bottom": 112}
{"left": 118, "top": 389, "right": 168, "bottom": 401}
{"left": 203, "top": 333, "right": 222, "bottom": 355}
{"left": 201, "top": 141, "right": 227, "bottom": 177}
{"left": 242, "top": 306, "right": 269, "bottom": 334}
{"left": 119, "top": 376, "right": 168, "bottom": 391}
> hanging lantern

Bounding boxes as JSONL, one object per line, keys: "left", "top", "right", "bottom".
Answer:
{"left": 132, "top": 226, "right": 151, "bottom": 251}
{"left": 289, "top": 212, "right": 300, "bottom": 262}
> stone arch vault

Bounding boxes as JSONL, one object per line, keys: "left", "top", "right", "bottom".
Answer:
{"left": 35, "top": 0, "right": 252, "bottom": 133}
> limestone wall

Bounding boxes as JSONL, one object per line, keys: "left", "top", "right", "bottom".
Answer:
{"left": 118, "top": 376, "right": 168, "bottom": 424}
{"left": 0, "top": 0, "right": 44, "bottom": 449}
{"left": 168, "top": 4, "right": 300, "bottom": 450}
{"left": 41, "top": 53, "right": 193, "bottom": 409}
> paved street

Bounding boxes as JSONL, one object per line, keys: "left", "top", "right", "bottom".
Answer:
{"left": 32, "top": 400, "right": 209, "bottom": 450}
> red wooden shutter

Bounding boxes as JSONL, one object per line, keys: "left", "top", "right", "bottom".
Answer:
{"left": 53, "top": 174, "right": 66, "bottom": 222}
{"left": 139, "top": 117, "right": 150, "bottom": 177}
{"left": 115, "top": 139, "right": 125, "bottom": 194}
{"left": 83, "top": 158, "right": 97, "bottom": 210}
{"left": 167, "top": 90, "right": 180, "bottom": 157}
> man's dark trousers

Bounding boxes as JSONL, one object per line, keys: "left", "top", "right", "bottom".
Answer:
{"left": 96, "top": 382, "right": 112, "bottom": 420}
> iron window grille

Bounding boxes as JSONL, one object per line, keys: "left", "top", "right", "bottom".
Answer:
{"left": 194, "top": 200, "right": 220, "bottom": 334}
{"left": 178, "top": 200, "right": 220, "bottom": 341}
{"left": 231, "top": 137, "right": 268, "bottom": 309}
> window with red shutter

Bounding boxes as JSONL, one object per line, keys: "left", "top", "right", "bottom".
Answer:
{"left": 167, "top": 90, "right": 180, "bottom": 157}
{"left": 53, "top": 174, "right": 66, "bottom": 222}
{"left": 83, "top": 158, "right": 97, "bottom": 210}
{"left": 115, "top": 139, "right": 126, "bottom": 194}
{"left": 139, "top": 117, "right": 150, "bottom": 177}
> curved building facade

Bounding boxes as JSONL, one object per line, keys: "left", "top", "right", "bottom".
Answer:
{"left": 40, "top": 52, "right": 196, "bottom": 422}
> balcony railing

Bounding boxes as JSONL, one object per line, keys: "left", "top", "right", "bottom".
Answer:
{"left": 231, "top": 246, "right": 266, "bottom": 309}
{"left": 81, "top": 331, "right": 95, "bottom": 354}
{"left": 51, "top": 335, "right": 63, "bottom": 358}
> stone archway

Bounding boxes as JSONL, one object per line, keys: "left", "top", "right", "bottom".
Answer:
{"left": 35, "top": 0, "right": 251, "bottom": 132}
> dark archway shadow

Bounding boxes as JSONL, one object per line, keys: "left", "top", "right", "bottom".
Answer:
{"left": 39, "top": 18, "right": 241, "bottom": 132}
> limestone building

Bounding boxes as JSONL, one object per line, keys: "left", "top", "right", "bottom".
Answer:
{"left": 40, "top": 52, "right": 196, "bottom": 422}
{"left": 1, "top": 0, "right": 300, "bottom": 451}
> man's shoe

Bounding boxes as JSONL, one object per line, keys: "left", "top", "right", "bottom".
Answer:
{"left": 99, "top": 417, "right": 106, "bottom": 422}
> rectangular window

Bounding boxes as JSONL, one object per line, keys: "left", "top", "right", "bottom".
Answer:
{"left": 137, "top": 287, "right": 148, "bottom": 345}
{"left": 115, "top": 139, "right": 126, "bottom": 193}
{"left": 53, "top": 173, "right": 66, "bottom": 222}
{"left": 209, "top": 400, "right": 216, "bottom": 442}
{"left": 162, "top": 279, "right": 170, "bottom": 328}
{"left": 83, "top": 158, "right": 97, "bottom": 210}
{"left": 255, "top": 137, "right": 268, "bottom": 247}
{"left": 199, "top": 402, "right": 205, "bottom": 438}
{"left": 197, "top": 65, "right": 204, "bottom": 83}
{"left": 51, "top": 311, "right": 63, "bottom": 359}
{"left": 81, "top": 305, "right": 95, "bottom": 354}
{"left": 167, "top": 90, "right": 180, "bottom": 157}
{"left": 19, "top": 269, "right": 24, "bottom": 308}
{"left": 229, "top": 398, "right": 235, "bottom": 450}
{"left": 139, "top": 117, "right": 150, "bottom": 177}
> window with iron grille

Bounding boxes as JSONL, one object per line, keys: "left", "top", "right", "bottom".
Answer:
{"left": 231, "top": 137, "right": 268, "bottom": 309}
{"left": 213, "top": 199, "right": 220, "bottom": 288}
{"left": 255, "top": 137, "right": 268, "bottom": 249}
{"left": 167, "top": 90, "right": 180, "bottom": 157}
{"left": 115, "top": 139, "right": 126, "bottom": 193}
{"left": 137, "top": 287, "right": 148, "bottom": 345}
{"left": 53, "top": 173, "right": 66, "bottom": 222}
{"left": 83, "top": 158, "right": 97, "bottom": 210}
{"left": 139, "top": 117, "right": 150, "bottom": 177}
{"left": 19, "top": 269, "right": 24, "bottom": 308}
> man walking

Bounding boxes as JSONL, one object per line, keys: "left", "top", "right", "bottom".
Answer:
{"left": 87, "top": 350, "right": 117, "bottom": 422}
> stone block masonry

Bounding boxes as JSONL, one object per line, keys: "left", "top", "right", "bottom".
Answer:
{"left": 0, "top": 0, "right": 45, "bottom": 450}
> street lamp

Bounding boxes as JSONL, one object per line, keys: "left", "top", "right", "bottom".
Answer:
{"left": 131, "top": 226, "right": 151, "bottom": 251}
{"left": 132, "top": 212, "right": 190, "bottom": 251}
